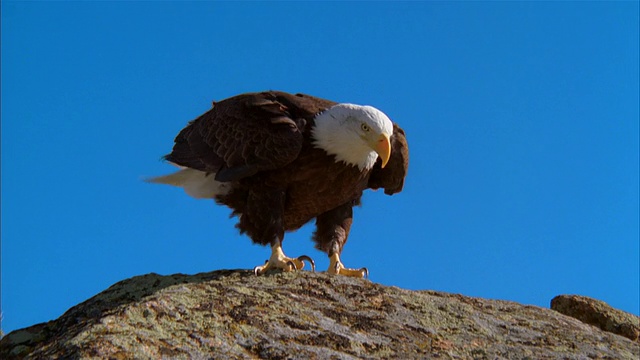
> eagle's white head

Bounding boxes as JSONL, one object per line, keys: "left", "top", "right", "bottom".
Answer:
{"left": 312, "top": 103, "right": 393, "bottom": 171}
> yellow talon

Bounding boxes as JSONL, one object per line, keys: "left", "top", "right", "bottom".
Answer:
{"left": 253, "top": 244, "right": 315, "bottom": 275}
{"left": 327, "top": 253, "right": 368, "bottom": 278}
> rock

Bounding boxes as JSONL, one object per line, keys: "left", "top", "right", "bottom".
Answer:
{"left": 1, "top": 270, "right": 639, "bottom": 359}
{"left": 551, "top": 294, "right": 640, "bottom": 343}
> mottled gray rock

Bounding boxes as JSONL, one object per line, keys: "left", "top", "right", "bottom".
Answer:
{"left": 1, "top": 270, "right": 639, "bottom": 359}
{"left": 551, "top": 294, "right": 640, "bottom": 343}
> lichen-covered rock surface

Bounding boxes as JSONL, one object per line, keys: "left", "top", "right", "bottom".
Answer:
{"left": 1, "top": 270, "right": 638, "bottom": 359}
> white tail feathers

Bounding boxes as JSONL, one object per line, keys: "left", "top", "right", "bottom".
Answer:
{"left": 146, "top": 168, "right": 232, "bottom": 199}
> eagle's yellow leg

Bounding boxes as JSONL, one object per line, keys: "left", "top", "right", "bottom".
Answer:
{"left": 327, "top": 253, "right": 369, "bottom": 278}
{"left": 254, "top": 244, "right": 315, "bottom": 275}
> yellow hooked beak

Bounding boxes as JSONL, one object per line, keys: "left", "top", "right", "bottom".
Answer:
{"left": 374, "top": 133, "right": 391, "bottom": 168}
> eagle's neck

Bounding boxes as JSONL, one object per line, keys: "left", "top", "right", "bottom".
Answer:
{"left": 311, "top": 111, "right": 378, "bottom": 171}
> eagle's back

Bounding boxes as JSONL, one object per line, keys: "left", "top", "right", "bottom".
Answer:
{"left": 164, "top": 91, "right": 335, "bottom": 182}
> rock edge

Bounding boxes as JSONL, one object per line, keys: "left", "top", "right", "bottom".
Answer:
{"left": 1, "top": 270, "right": 638, "bottom": 359}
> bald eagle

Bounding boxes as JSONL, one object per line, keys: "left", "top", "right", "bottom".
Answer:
{"left": 149, "top": 91, "right": 409, "bottom": 277}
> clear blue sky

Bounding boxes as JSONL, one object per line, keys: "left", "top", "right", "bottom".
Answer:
{"left": 2, "top": 2, "right": 638, "bottom": 333}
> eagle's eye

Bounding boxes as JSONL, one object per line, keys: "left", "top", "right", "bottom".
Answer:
{"left": 361, "top": 123, "right": 370, "bottom": 132}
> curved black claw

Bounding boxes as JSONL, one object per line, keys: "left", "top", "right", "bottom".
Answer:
{"left": 254, "top": 260, "right": 269, "bottom": 276}
{"left": 297, "top": 255, "right": 315, "bottom": 272}
{"left": 286, "top": 260, "right": 297, "bottom": 271}
{"left": 361, "top": 267, "right": 369, "bottom": 279}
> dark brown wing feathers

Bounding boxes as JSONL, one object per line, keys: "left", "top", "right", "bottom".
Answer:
{"left": 163, "top": 121, "right": 214, "bottom": 171}
{"left": 164, "top": 91, "right": 332, "bottom": 182}
{"left": 367, "top": 123, "right": 409, "bottom": 195}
